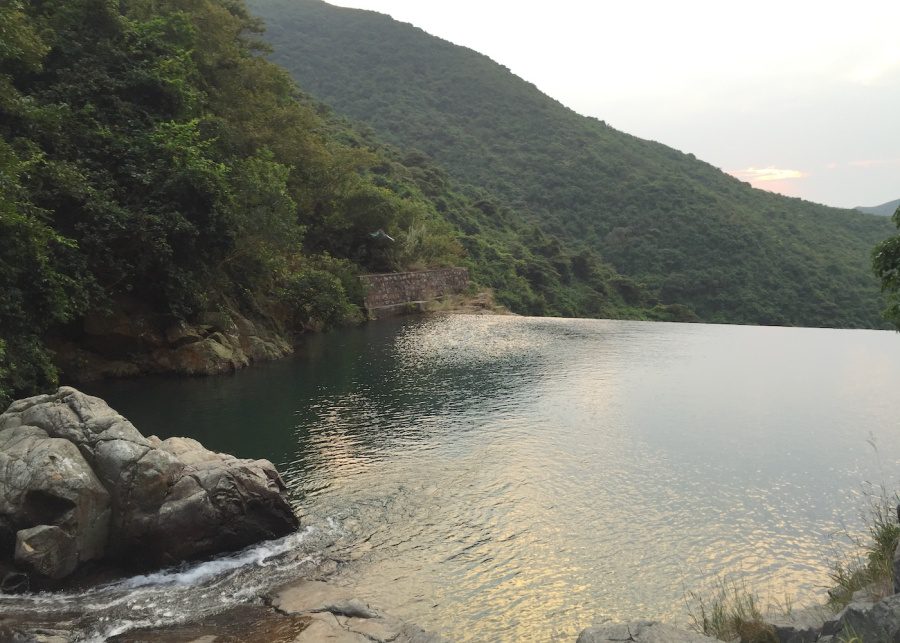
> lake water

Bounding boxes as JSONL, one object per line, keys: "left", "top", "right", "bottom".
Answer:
{"left": 17, "top": 316, "right": 900, "bottom": 640}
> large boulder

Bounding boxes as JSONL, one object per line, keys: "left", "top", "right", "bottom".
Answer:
{"left": 820, "top": 592, "right": 900, "bottom": 642}
{"left": 0, "top": 387, "right": 299, "bottom": 580}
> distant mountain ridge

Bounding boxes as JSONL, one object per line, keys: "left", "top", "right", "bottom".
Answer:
{"left": 856, "top": 199, "right": 900, "bottom": 217}
{"left": 248, "top": 0, "right": 893, "bottom": 328}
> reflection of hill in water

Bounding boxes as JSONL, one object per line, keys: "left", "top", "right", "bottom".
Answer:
{"left": 83, "top": 316, "right": 900, "bottom": 640}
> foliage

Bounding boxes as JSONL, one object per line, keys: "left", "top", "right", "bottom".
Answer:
{"left": 0, "top": 0, "right": 470, "bottom": 399}
{"left": 251, "top": 0, "right": 894, "bottom": 329}
{"left": 872, "top": 205, "right": 900, "bottom": 329}
{"left": 276, "top": 255, "right": 364, "bottom": 332}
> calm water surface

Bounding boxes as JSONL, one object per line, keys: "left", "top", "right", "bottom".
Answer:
{"left": 80, "top": 316, "right": 900, "bottom": 640}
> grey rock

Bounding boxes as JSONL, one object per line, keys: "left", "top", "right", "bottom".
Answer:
{"left": 576, "top": 621, "right": 719, "bottom": 643}
{"left": 822, "top": 593, "right": 900, "bottom": 642}
{"left": 766, "top": 605, "right": 829, "bottom": 643}
{"left": 321, "top": 597, "right": 380, "bottom": 619}
{"left": 0, "top": 423, "right": 110, "bottom": 578}
{"left": 268, "top": 579, "right": 447, "bottom": 643}
{"left": 15, "top": 525, "right": 78, "bottom": 579}
{"left": 0, "top": 387, "right": 298, "bottom": 579}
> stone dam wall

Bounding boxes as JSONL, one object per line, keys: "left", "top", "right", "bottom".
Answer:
{"left": 359, "top": 268, "right": 469, "bottom": 316}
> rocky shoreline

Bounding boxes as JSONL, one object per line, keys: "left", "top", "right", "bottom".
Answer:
{"left": 51, "top": 303, "right": 293, "bottom": 385}
{"left": 4, "top": 388, "right": 900, "bottom": 642}
{"left": 3, "top": 577, "right": 447, "bottom": 643}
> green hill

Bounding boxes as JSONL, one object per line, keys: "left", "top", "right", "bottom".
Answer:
{"left": 248, "top": 0, "right": 893, "bottom": 328}
{"left": 1, "top": 0, "right": 656, "bottom": 405}
{"left": 857, "top": 199, "right": 900, "bottom": 217}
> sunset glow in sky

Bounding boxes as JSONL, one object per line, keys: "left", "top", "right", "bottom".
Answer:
{"left": 326, "top": 0, "right": 899, "bottom": 209}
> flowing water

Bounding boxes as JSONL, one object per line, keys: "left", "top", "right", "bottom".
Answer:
{"left": 5, "top": 315, "right": 900, "bottom": 641}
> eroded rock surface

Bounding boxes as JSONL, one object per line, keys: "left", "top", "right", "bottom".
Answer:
{"left": 576, "top": 620, "right": 719, "bottom": 643}
{"left": 268, "top": 579, "right": 446, "bottom": 643}
{"left": 0, "top": 387, "right": 298, "bottom": 580}
{"left": 52, "top": 304, "right": 292, "bottom": 383}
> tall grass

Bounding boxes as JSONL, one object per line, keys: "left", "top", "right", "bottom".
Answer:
{"left": 685, "top": 576, "right": 779, "bottom": 642}
{"left": 827, "top": 437, "right": 900, "bottom": 610}
{"left": 827, "top": 481, "right": 899, "bottom": 610}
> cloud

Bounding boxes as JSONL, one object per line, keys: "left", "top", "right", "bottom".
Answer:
{"left": 729, "top": 166, "right": 808, "bottom": 183}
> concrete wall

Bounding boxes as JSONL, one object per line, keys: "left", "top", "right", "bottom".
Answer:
{"left": 359, "top": 268, "right": 469, "bottom": 315}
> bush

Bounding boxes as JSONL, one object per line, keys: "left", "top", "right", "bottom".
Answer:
{"left": 276, "top": 260, "right": 363, "bottom": 331}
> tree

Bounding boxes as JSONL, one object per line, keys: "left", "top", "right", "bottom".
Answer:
{"left": 872, "top": 205, "right": 900, "bottom": 329}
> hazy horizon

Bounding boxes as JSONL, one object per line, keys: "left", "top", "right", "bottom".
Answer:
{"left": 325, "top": 0, "right": 899, "bottom": 210}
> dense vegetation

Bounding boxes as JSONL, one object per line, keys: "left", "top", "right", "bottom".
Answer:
{"left": 872, "top": 205, "right": 900, "bottom": 330}
{"left": 1, "top": 0, "right": 894, "bottom": 405}
{"left": 250, "top": 0, "right": 894, "bottom": 329}
{"left": 0, "top": 0, "right": 652, "bottom": 405}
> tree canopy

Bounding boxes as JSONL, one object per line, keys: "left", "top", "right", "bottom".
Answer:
{"left": 250, "top": 0, "right": 894, "bottom": 329}
{"left": 0, "top": 0, "right": 654, "bottom": 405}
{"left": 872, "top": 205, "right": 900, "bottom": 329}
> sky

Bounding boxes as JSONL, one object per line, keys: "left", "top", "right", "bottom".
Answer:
{"left": 326, "top": 0, "right": 899, "bottom": 209}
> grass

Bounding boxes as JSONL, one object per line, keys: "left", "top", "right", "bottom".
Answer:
{"left": 827, "top": 437, "right": 900, "bottom": 612}
{"left": 687, "top": 440, "right": 900, "bottom": 642}
{"left": 685, "top": 577, "right": 780, "bottom": 642}
{"left": 827, "top": 481, "right": 900, "bottom": 611}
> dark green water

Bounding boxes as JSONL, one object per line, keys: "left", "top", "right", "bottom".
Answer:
{"left": 81, "top": 315, "right": 900, "bottom": 641}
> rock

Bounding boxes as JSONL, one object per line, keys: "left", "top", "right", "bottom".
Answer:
{"left": 576, "top": 620, "right": 719, "bottom": 643}
{"left": 269, "top": 579, "right": 446, "bottom": 643}
{"left": 199, "top": 311, "right": 239, "bottom": 336}
{"left": 164, "top": 334, "right": 249, "bottom": 375}
{"left": 56, "top": 302, "right": 294, "bottom": 383}
{"left": 1, "top": 570, "right": 29, "bottom": 593}
{"left": 164, "top": 321, "right": 204, "bottom": 348}
{"left": 82, "top": 308, "right": 166, "bottom": 354}
{"left": 0, "top": 423, "right": 111, "bottom": 579}
{"left": 0, "top": 387, "right": 298, "bottom": 580}
{"left": 822, "top": 593, "right": 900, "bottom": 641}
{"left": 765, "top": 605, "right": 830, "bottom": 643}
{"left": 15, "top": 525, "right": 78, "bottom": 579}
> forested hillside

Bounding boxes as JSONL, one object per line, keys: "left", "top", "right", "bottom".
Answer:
{"left": 249, "top": 0, "right": 894, "bottom": 329}
{"left": 0, "top": 0, "right": 652, "bottom": 405}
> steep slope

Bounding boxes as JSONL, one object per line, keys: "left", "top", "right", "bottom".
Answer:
{"left": 248, "top": 0, "right": 893, "bottom": 328}
{"left": 1, "top": 0, "right": 660, "bottom": 404}
{"left": 857, "top": 199, "right": 900, "bottom": 217}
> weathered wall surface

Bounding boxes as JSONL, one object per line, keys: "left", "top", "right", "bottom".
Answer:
{"left": 359, "top": 268, "right": 469, "bottom": 315}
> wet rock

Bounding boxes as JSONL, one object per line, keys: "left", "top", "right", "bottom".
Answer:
{"left": 576, "top": 620, "right": 719, "bottom": 643}
{"left": 1, "top": 570, "right": 29, "bottom": 593}
{"left": 269, "top": 579, "right": 445, "bottom": 642}
{"left": 0, "top": 387, "right": 298, "bottom": 580}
